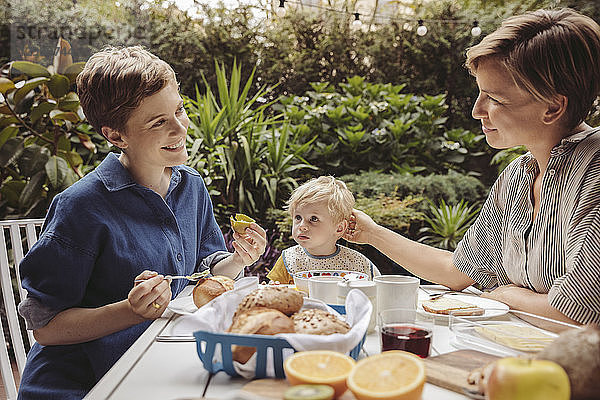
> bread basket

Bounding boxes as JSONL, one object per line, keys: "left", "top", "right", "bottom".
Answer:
{"left": 174, "top": 277, "right": 371, "bottom": 379}
{"left": 193, "top": 329, "right": 366, "bottom": 378}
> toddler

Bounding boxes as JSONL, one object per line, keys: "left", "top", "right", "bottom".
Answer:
{"left": 267, "top": 176, "right": 378, "bottom": 284}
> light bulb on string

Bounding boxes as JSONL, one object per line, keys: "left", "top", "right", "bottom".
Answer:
{"left": 416, "top": 19, "right": 427, "bottom": 36}
{"left": 276, "top": 0, "right": 286, "bottom": 17}
{"left": 352, "top": 13, "right": 362, "bottom": 28}
{"left": 471, "top": 21, "right": 482, "bottom": 37}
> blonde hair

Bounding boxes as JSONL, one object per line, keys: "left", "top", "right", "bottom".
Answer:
{"left": 465, "top": 8, "right": 600, "bottom": 129}
{"left": 287, "top": 176, "right": 355, "bottom": 224}
{"left": 76, "top": 46, "right": 177, "bottom": 134}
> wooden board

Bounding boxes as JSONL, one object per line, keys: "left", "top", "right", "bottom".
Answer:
{"left": 240, "top": 379, "right": 357, "bottom": 399}
{"left": 423, "top": 349, "right": 499, "bottom": 394}
{"left": 235, "top": 350, "right": 499, "bottom": 399}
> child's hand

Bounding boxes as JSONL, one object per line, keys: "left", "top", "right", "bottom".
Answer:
{"left": 231, "top": 222, "right": 267, "bottom": 267}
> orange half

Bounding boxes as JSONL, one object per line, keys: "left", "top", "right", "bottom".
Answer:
{"left": 347, "top": 351, "right": 426, "bottom": 400}
{"left": 284, "top": 350, "right": 356, "bottom": 397}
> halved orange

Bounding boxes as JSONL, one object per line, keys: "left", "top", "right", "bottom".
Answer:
{"left": 284, "top": 350, "right": 356, "bottom": 397}
{"left": 347, "top": 351, "right": 426, "bottom": 400}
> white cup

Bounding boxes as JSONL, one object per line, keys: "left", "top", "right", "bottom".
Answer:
{"left": 308, "top": 276, "right": 344, "bottom": 304}
{"left": 374, "top": 275, "right": 420, "bottom": 313}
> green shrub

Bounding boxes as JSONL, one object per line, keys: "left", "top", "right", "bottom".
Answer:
{"left": 185, "top": 60, "right": 316, "bottom": 224}
{"left": 277, "top": 77, "right": 489, "bottom": 177}
{"left": 341, "top": 171, "right": 487, "bottom": 211}
{"left": 0, "top": 60, "right": 108, "bottom": 219}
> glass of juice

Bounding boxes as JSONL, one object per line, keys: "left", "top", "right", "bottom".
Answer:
{"left": 378, "top": 308, "right": 434, "bottom": 358}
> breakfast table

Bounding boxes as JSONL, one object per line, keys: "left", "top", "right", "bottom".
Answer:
{"left": 83, "top": 284, "right": 538, "bottom": 400}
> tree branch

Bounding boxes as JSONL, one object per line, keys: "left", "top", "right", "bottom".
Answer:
{"left": 2, "top": 97, "right": 54, "bottom": 145}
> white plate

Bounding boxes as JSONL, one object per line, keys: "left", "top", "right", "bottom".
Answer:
{"left": 167, "top": 295, "right": 198, "bottom": 315}
{"left": 418, "top": 293, "right": 509, "bottom": 321}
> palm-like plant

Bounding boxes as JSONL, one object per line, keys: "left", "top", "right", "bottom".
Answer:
{"left": 418, "top": 199, "right": 480, "bottom": 251}
{"left": 185, "top": 60, "right": 315, "bottom": 219}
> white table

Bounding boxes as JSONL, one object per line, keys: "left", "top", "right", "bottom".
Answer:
{"left": 85, "top": 286, "right": 489, "bottom": 400}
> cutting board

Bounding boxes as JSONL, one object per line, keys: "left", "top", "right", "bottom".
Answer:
{"left": 423, "top": 349, "right": 499, "bottom": 394}
{"left": 239, "top": 349, "right": 499, "bottom": 399}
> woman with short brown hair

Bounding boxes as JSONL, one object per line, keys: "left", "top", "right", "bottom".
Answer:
{"left": 17, "top": 46, "right": 267, "bottom": 399}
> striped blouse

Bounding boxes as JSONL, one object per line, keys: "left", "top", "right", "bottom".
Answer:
{"left": 453, "top": 127, "right": 600, "bottom": 324}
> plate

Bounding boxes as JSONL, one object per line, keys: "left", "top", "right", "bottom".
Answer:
{"left": 449, "top": 319, "right": 558, "bottom": 357}
{"left": 167, "top": 295, "right": 198, "bottom": 315}
{"left": 418, "top": 293, "right": 509, "bottom": 321}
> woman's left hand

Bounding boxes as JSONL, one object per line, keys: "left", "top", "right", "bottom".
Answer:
{"left": 480, "top": 284, "right": 522, "bottom": 304}
{"left": 231, "top": 222, "right": 267, "bottom": 267}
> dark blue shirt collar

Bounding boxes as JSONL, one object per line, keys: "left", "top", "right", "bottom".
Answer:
{"left": 95, "top": 152, "right": 200, "bottom": 193}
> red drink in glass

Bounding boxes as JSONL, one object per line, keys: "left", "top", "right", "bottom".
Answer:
{"left": 381, "top": 324, "right": 432, "bottom": 358}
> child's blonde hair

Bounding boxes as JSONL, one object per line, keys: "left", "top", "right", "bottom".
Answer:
{"left": 287, "top": 176, "right": 354, "bottom": 224}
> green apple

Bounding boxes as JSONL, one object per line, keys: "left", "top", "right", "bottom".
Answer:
{"left": 486, "top": 357, "right": 570, "bottom": 400}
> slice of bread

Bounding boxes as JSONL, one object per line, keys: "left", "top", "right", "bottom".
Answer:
{"left": 421, "top": 296, "right": 485, "bottom": 316}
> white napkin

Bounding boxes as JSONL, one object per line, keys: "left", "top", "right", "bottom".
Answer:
{"left": 172, "top": 279, "right": 372, "bottom": 379}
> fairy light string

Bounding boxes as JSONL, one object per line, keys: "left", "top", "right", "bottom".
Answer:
{"left": 272, "top": 0, "right": 483, "bottom": 37}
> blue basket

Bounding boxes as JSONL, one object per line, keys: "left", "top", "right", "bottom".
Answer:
{"left": 328, "top": 304, "right": 346, "bottom": 315}
{"left": 193, "top": 330, "right": 366, "bottom": 379}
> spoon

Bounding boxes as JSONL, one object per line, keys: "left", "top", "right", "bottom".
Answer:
{"left": 135, "top": 270, "right": 210, "bottom": 284}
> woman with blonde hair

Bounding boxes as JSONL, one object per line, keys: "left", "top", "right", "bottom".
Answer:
{"left": 346, "top": 8, "right": 600, "bottom": 325}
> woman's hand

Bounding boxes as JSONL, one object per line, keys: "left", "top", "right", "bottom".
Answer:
{"left": 127, "top": 270, "right": 172, "bottom": 319}
{"left": 480, "top": 284, "right": 521, "bottom": 304}
{"left": 343, "top": 209, "right": 377, "bottom": 245}
{"left": 231, "top": 222, "right": 267, "bottom": 267}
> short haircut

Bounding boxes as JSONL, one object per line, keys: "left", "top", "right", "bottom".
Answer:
{"left": 287, "top": 176, "right": 355, "bottom": 224}
{"left": 76, "top": 46, "right": 177, "bottom": 134}
{"left": 465, "top": 8, "right": 600, "bottom": 129}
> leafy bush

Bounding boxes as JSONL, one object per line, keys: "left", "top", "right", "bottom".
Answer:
{"left": 276, "top": 77, "right": 488, "bottom": 177}
{"left": 341, "top": 170, "right": 487, "bottom": 212}
{"left": 185, "top": 60, "right": 316, "bottom": 223}
{"left": 0, "top": 59, "right": 108, "bottom": 219}
{"left": 490, "top": 146, "right": 528, "bottom": 175}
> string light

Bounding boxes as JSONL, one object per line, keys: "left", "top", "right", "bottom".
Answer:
{"left": 276, "top": 0, "right": 286, "bottom": 17}
{"left": 416, "top": 19, "right": 428, "bottom": 36}
{"left": 471, "top": 21, "right": 482, "bottom": 37}
{"left": 352, "top": 12, "right": 362, "bottom": 28}
{"left": 208, "top": 0, "right": 486, "bottom": 37}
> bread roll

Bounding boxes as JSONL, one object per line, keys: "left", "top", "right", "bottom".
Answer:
{"left": 192, "top": 275, "right": 234, "bottom": 308}
{"left": 228, "top": 307, "right": 295, "bottom": 363}
{"left": 292, "top": 309, "right": 350, "bottom": 335}
{"left": 234, "top": 286, "right": 304, "bottom": 317}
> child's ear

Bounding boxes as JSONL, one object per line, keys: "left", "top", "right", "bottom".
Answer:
{"left": 336, "top": 219, "right": 348, "bottom": 236}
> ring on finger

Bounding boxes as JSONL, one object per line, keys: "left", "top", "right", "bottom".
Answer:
{"left": 151, "top": 301, "right": 161, "bottom": 309}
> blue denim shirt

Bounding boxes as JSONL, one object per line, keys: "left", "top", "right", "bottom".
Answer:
{"left": 17, "top": 153, "right": 228, "bottom": 400}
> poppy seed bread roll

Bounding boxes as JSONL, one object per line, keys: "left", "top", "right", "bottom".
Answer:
{"left": 192, "top": 275, "right": 234, "bottom": 308}
{"left": 227, "top": 307, "right": 296, "bottom": 363}
{"left": 234, "top": 286, "right": 304, "bottom": 317}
